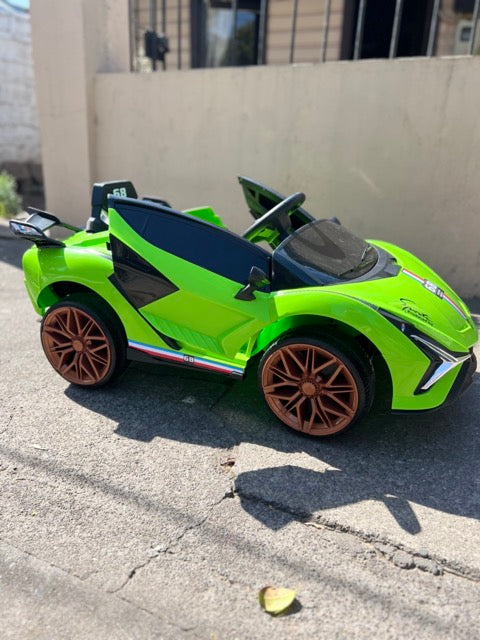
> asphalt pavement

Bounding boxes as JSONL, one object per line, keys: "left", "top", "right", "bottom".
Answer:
{"left": 1, "top": 228, "right": 479, "bottom": 640}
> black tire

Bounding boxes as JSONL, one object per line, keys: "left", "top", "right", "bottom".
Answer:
{"left": 40, "top": 293, "right": 128, "bottom": 388}
{"left": 258, "top": 334, "right": 374, "bottom": 437}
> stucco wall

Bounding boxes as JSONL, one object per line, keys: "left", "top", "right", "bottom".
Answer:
{"left": 0, "top": 9, "right": 40, "bottom": 163}
{"left": 30, "top": 0, "right": 130, "bottom": 223}
{"left": 94, "top": 57, "right": 480, "bottom": 298}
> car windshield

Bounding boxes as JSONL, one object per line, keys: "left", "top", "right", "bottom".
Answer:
{"left": 277, "top": 219, "right": 378, "bottom": 282}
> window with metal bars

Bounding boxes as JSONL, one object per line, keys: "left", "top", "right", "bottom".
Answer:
{"left": 191, "top": 0, "right": 266, "bottom": 68}
{"left": 129, "top": 0, "right": 480, "bottom": 71}
{"left": 341, "top": 0, "right": 436, "bottom": 60}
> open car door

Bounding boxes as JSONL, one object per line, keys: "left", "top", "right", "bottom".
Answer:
{"left": 108, "top": 197, "right": 274, "bottom": 365}
{"left": 238, "top": 176, "right": 314, "bottom": 229}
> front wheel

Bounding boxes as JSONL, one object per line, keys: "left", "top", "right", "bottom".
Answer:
{"left": 40, "top": 295, "right": 127, "bottom": 388}
{"left": 258, "top": 336, "right": 374, "bottom": 437}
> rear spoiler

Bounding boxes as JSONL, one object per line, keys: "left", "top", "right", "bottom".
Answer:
{"left": 9, "top": 207, "right": 82, "bottom": 248}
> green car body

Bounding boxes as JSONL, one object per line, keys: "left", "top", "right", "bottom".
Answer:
{"left": 12, "top": 177, "right": 478, "bottom": 436}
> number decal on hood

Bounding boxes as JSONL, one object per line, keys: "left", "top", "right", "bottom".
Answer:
{"left": 403, "top": 269, "right": 467, "bottom": 321}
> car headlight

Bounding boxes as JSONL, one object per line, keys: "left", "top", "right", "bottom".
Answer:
{"left": 377, "top": 308, "right": 471, "bottom": 394}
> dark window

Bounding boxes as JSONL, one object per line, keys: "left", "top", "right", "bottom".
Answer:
{"left": 454, "top": 1, "right": 476, "bottom": 12}
{"left": 460, "top": 25, "right": 472, "bottom": 42}
{"left": 191, "top": 0, "right": 264, "bottom": 68}
{"left": 341, "top": 0, "right": 435, "bottom": 59}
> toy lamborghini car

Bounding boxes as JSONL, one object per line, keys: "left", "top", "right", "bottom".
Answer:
{"left": 10, "top": 177, "right": 478, "bottom": 437}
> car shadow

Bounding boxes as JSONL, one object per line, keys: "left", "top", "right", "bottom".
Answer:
{"left": 0, "top": 236, "right": 24, "bottom": 269}
{"left": 467, "top": 297, "right": 480, "bottom": 315}
{"left": 65, "top": 360, "right": 480, "bottom": 535}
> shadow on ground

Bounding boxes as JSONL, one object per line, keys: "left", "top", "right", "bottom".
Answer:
{"left": 4, "top": 236, "right": 479, "bottom": 534}
{"left": 0, "top": 237, "right": 24, "bottom": 269}
{"left": 468, "top": 297, "right": 480, "bottom": 314}
{"left": 66, "top": 359, "right": 480, "bottom": 535}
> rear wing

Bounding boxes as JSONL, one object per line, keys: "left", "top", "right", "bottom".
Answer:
{"left": 9, "top": 207, "right": 82, "bottom": 248}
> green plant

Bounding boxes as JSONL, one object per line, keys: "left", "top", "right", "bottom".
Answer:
{"left": 0, "top": 171, "right": 22, "bottom": 217}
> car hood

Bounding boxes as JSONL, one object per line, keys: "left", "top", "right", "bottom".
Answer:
{"left": 332, "top": 240, "right": 478, "bottom": 353}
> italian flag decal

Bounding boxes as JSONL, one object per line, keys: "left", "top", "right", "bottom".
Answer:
{"left": 128, "top": 340, "right": 245, "bottom": 377}
{"left": 402, "top": 269, "right": 467, "bottom": 321}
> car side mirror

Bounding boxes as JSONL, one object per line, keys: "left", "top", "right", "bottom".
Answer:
{"left": 234, "top": 266, "right": 270, "bottom": 301}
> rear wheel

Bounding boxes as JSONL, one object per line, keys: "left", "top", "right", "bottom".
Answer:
{"left": 258, "top": 335, "right": 374, "bottom": 437}
{"left": 40, "top": 294, "right": 127, "bottom": 387}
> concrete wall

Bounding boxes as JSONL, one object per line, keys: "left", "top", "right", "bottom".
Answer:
{"left": 30, "top": 0, "right": 130, "bottom": 224}
{"left": 0, "top": 8, "right": 40, "bottom": 163}
{"left": 94, "top": 57, "right": 480, "bottom": 297}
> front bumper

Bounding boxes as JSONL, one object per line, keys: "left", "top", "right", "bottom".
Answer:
{"left": 393, "top": 351, "right": 477, "bottom": 414}
{"left": 443, "top": 351, "right": 477, "bottom": 407}
{"left": 412, "top": 335, "right": 474, "bottom": 395}
{"left": 376, "top": 306, "right": 477, "bottom": 411}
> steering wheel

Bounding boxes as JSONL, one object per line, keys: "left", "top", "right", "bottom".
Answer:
{"left": 242, "top": 192, "right": 306, "bottom": 245}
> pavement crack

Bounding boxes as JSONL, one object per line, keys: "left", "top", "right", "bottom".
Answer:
{"left": 0, "top": 411, "right": 15, "bottom": 434}
{"left": 235, "top": 488, "right": 310, "bottom": 521}
{"left": 0, "top": 536, "right": 99, "bottom": 584}
{"left": 0, "top": 537, "right": 198, "bottom": 634}
{"left": 0, "top": 536, "right": 182, "bottom": 630}
{"left": 111, "top": 490, "right": 236, "bottom": 594}
{"left": 164, "top": 490, "right": 235, "bottom": 552}
{"left": 306, "top": 517, "right": 480, "bottom": 581}
{"left": 109, "top": 555, "right": 157, "bottom": 594}
{"left": 208, "top": 382, "right": 236, "bottom": 410}
{"left": 235, "top": 491, "right": 480, "bottom": 582}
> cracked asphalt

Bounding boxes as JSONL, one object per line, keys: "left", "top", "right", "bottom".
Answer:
{"left": 1, "top": 232, "right": 479, "bottom": 639}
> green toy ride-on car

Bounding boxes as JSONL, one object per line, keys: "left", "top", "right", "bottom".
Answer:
{"left": 10, "top": 177, "right": 478, "bottom": 437}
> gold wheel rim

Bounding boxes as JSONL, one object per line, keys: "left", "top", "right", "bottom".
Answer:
{"left": 262, "top": 343, "right": 359, "bottom": 436}
{"left": 41, "top": 307, "right": 111, "bottom": 385}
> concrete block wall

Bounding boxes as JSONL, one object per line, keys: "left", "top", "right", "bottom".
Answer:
{"left": 94, "top": 58, "right": 480, "bottom": 298}
{"left": 0, "top": 10, "right": 40, "bottom": 163}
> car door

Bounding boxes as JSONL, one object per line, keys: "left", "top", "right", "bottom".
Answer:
{"left": 238, "top": 175, "right": 314, "bottom": 227}
{"left": 108, "top": 197, "right": 275, "bottom": 361}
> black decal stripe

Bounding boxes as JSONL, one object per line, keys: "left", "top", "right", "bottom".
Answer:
{"left": 109, "top": 273, "right": 181, "bottom": 351}
{"left": 110, "top": 235, "right": 179, "bottom": 307}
